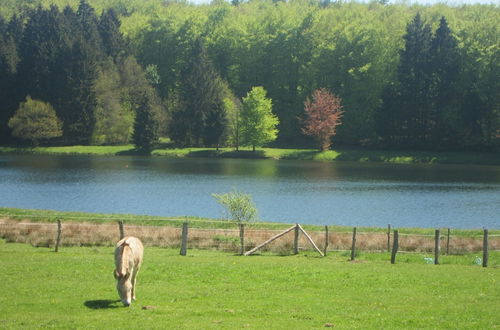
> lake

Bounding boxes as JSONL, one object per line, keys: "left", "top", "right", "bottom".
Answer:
{"left": 0, "top": 154, "right": 499, "bottom": 229}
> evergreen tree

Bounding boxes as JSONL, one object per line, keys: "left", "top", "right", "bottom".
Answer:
{"left": 17, "top": 5, "right": 70, "bottom": 103}
{"left": 58, "top": 39, "right": 98, "bottom": 144}
{"left": 401, "top": 14, "right": 433, "bottom": 145}
{"left": 170, "top": 39, "right": 228, "bottom": 147}
{"left": 0, "top": 16, "right": 20, "bottom": 142}
{"left": 395, "top": 13, "right": 433, "bottom": 147}
{"left": 376, "top": 84, "right": 403, "bottom": 146}
{"left": 429, "top": 16, "right": 461, "bottom": 147}
{"left": 99, "top": 8, "right": 125, "bottom": 59}
{"left": 133, "top": 89, "right": 160, "bottom": 153}
{"left": 76, "top": 0, "right": 102, "bottom": 60}
{"left": 203, "top": 97, "right": 228, "bottom": 149}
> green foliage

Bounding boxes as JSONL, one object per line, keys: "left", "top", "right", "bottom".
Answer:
{"left": 0, "top": 1, "right": 498, "bottom": 151}
{"left": 8, "top": 96, "right": 62, "bottom": 146}
{"left": 240, "top": 86, "right": 279, "bottom": 151}
{"left": 91, "top": 62, "right": 134, "bottom": 145}
{"left": 212, "top": 189, "right": 259, "bottom": 223}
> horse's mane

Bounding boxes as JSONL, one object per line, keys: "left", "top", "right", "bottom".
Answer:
{"left": 118, "top": 240, "right": 131, "bottom": 278}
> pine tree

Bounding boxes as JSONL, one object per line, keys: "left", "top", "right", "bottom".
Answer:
{"left": 429, "top": 16, "right": 461, "bottom": 147}
{"left": 76, "top": 0, "right": 102, "bottom": 59}
{"left": 395, "top": 13, "right": 433, "bottom": 147}
{"left": 203, "top": 97, "right": 228, "bottom": 149}
{"left": 0, "top": 16, "right": 21, "bottom": 142}
{"left": 57, "top": 39, "right": 98, "bottom": 144}
{"left": 169, "top": 39, "right": 228, "bottom": 147}
{"left": 133, "top": 89, "right": 160, "bottom": 153}
{"left": 98, "top": 8, "right": 125, "bottom": 59}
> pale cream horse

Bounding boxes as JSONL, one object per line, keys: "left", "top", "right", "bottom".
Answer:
{"left": 114, "top": 236, "right": 144, "bottom": 306}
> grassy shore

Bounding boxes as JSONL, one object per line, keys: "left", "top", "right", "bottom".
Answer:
{"left": 1, "top": 143, "right": 499, "bottom": 165}
{"left": 0, "top": 239, "right": 498, "bottom": 328}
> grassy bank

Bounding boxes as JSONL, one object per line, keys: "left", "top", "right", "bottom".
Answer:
{"left": 0, "top": 240, "right": 498, "bottom": 328}
{"left": 1, "top": 144, "right": 499, "bottom": 165}
{"left": 2, "top": 207, "right": 498, "bottom": 236}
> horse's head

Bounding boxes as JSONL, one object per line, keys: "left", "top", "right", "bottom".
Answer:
{"left": 114, "top": 270, "right": 132, "bottom": 306}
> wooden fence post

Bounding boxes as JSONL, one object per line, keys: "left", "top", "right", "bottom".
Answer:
{"left": 483, "top": 229, "right": 488, "bottom": 268}
{"left": 239, "top": 223, "right": 245, "bottom": 256}
{"left": 294, "top": 224, "right": 299, "bottom": 255}
{"left": 350, "top": 227, "right": 357, "bottom": 261}
{"left": 324, "top": 225, "right": 329, "bottom": 256}
{"left": 180, "top": 222, "right": 188, "bottom": 256}
{"left": 446, "top": 228, "right": 450, "bottom": 255}
{"left": 391, "top": 230, "right": 399, "bottom": 264}
{"left": 55, "top": 220, "right": 62, "bottom": 253}
{"left": 387, "top": 224, "right": 391, "bottom": 252}
{"left": 118, "top": 221, "right": 125, "bottom": 240}
{"left": 434, "top": 229, "right": 441, "bottom": 265}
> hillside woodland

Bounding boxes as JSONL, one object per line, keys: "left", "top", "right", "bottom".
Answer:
{"left": 0, "top": 0, "right": 498, "bottom": 151}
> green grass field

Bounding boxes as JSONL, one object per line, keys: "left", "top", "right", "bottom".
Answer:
{"left": 1, "top": 144, "right": 499, "bottom": 165}
{"left": 1, "top": 239, "right": 498, "bottom": 329}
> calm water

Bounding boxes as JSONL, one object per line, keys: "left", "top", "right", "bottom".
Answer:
{"left": 0, "top": 155, "right": 499, "bottom": 229}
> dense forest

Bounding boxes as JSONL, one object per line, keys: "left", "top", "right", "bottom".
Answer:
{"left": 0, "top": 0, "right": 498, "bottom": 151}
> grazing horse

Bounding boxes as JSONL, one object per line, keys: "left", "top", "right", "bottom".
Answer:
{"left": 114, "top": 236, "right": 144, "bottom": 306}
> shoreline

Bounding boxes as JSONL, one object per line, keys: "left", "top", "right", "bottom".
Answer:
{"left": 1, "top": 145, "right": 499, "bottom": 166}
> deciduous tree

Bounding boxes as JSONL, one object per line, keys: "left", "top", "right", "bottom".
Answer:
{"left": 8, "top": 96, "right": 62, "bottom": 146}
{"left": 240, "top": 86, "right": 279, "bottom": 151}
{"left": 301, "top": 88, "right": 343, "bottom": 151}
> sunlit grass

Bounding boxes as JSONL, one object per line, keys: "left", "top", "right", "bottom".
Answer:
{"left": 0, "top": 240, "right": 498, "bottom": 328}
{"left": 1, "top": 144, "right": 498, "bottom": 165}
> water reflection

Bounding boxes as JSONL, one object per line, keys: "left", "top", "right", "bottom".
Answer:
{"left": 0, "top": 155, "right": 499, "bottom": 229}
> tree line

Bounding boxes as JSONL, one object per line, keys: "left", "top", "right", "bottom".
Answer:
{"left": 0, "top": 0, "right": 498, "bottom": 151}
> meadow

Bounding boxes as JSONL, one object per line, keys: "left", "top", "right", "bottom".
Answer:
{"left": 1, "top": 144, "right": 499, "bottom": 165}
{"left": 0, "top": 239, "right": 498, "bottom": 329}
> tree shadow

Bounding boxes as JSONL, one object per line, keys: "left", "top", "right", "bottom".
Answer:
{"left": 280, "top": 151, "right": 319, "bottom": 160}
{"left": 115, "top": 148, "right": 142, "bottom": 156}
{"left": 84, "top": 299, "right": 122, "bottom": 309}
{"left": 187, "top": 150, "right": 267, "bottom": 159}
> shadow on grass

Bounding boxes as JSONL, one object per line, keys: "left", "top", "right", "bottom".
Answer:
{"left": 187, "top": 150, "right": 267, "bottom": 159}
{"left": 84, "top": 299, "right": 122, "bottom": 309}
{"left": 116, "top": 149, "right": 153, "bottom": 156}
{"left": 280, "top": 150, "right": 320, "bottom": 160}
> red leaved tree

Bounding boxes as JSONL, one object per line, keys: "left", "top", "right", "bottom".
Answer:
{"left": 302, "top": 88, "right": 344, "bottom": 151}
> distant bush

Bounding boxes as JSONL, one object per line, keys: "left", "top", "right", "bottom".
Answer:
{"left": 212, "top": 189, "right": 259, "bottom": 223}
{"left": 8, "top": 96, "right": 62, "bottom": 146}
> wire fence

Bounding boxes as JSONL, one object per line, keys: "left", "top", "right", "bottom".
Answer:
{"left": 1, "top": 219, "right": 498, "bottom": 257}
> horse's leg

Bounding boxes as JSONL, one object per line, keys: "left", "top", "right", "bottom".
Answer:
{"left": 131, "top": 267, "right": 138, "bottom": 301}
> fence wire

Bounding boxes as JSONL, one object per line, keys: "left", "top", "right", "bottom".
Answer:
{"left": 1, "top": 220, "right": 498, "bottom": 254}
